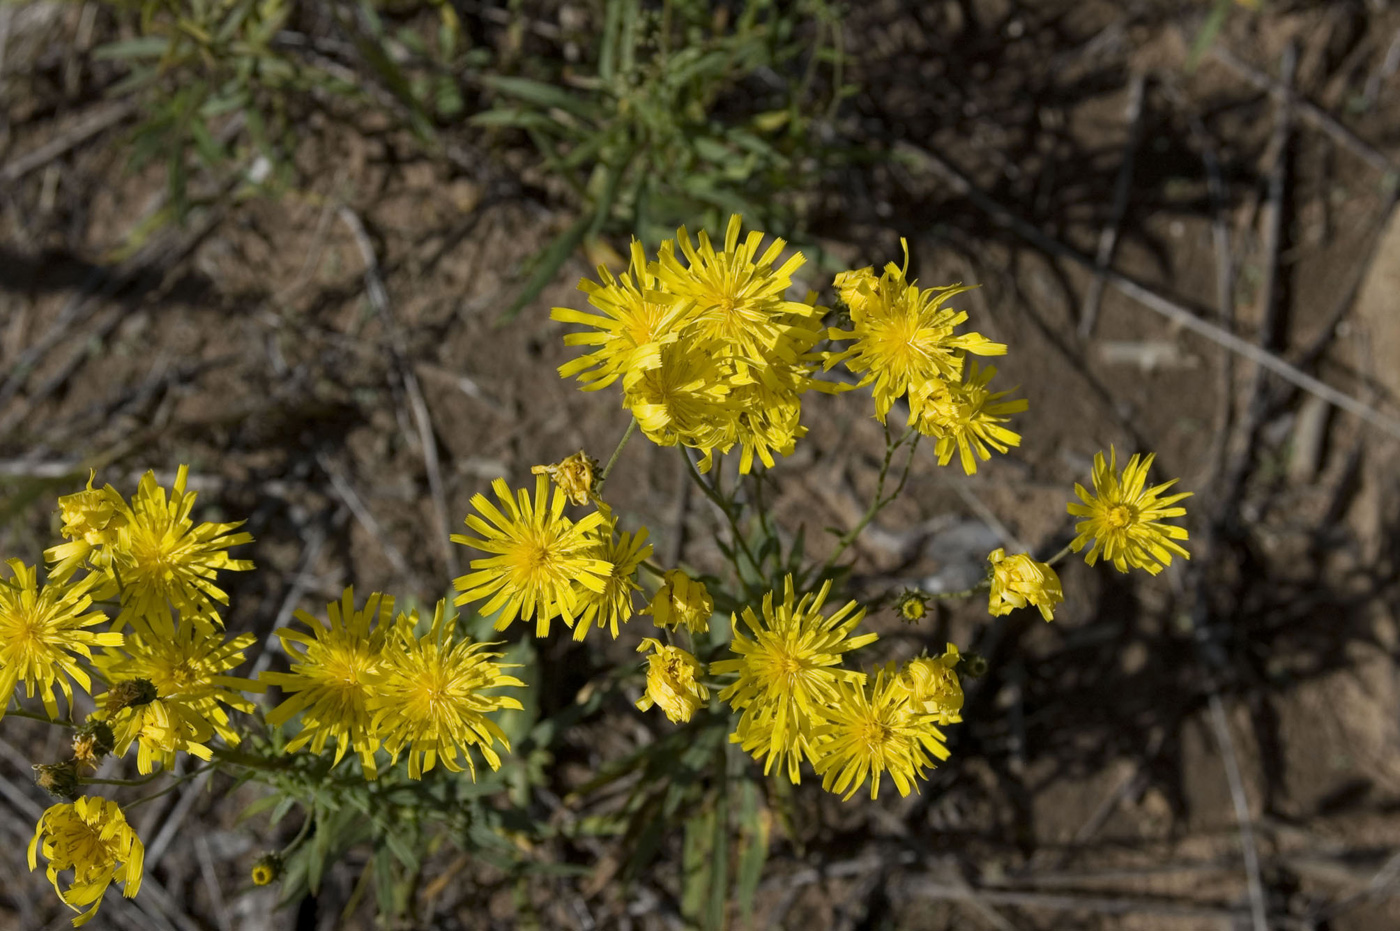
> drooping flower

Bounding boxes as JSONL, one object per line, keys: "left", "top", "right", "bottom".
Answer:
{"left": 892, "top": 645, "right": 964, "bottom": 725}
{"left": 552, "top": 239, "right": 696, "bottom": 391}
{"left": 910, "top": 362, "right": 1028, "bottom": 475}
{"left": 262, "top": 588, "right": 392, "bottom": 777}
{"left": 1067, "top": 448, "right": 1192, "bottom": 575}
{"left": 369, "top": 601, "right": 525, "bottom": 780}
{"left": 44, "top": 471, "right": 127, "bottom": 581}
{"left": 813, "top": 668, "right": 951, "bottom": 801}
{"left": 531, "top": 451, "right": 600, "bottom": 506}
{"left": 635, "top": 638, "right": 709, "bottom": 724}
{"left": 451, "top": 476, "right": 611, "bottom": 638}
{"left": 826, "top": 245, "right": 1004, "bottom": 422}
{"left": 641, "top": 569, "right": 713, "bottom": 634}
{"left": 107, "top": 466, "right": 254, "bottom": 629}
{"left": 572, "top": 523, "right": 652, "bottom": 641}
{"left": 93, "top": 608, "right": 261, "bottom": 773}
{"left": 29, "top": 797, "right": 144, "bottom": 927}
{"left": 986, "top": 548, "right": 1063, "bottom": 621}
{"left": 712, "top": 576, "right": 877, "bottom": 783}
{"left": 0, "top": 562, "right": 120, "bottom": 721}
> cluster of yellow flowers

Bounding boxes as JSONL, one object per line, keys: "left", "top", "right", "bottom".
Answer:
{"left": 5, "top": 468, "right": 524, "bottom": 924}
{"left": 4, "top": 216, "right": 1196, "bottom": 924}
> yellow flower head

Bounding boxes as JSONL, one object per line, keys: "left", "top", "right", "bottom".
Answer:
{"left": 1067, "top": 448, "right": 1192, "bottom": 575}
{"left": 894, "top": 589, "right": 930, "bottom": 623}
{"left": 987, "top": 548, "right": 1063, "bottom": 622}
{"left": 250, "top": 853, "right": 282, "bottom": 886}
{"left": 833, "top": 265, "right": 880, "bottom": 316}
{"left": 29, "top": 797, "right": 144, "bottom": 927}
{"left": 814, "top": 668, "right": 951, "bottom": 801}
{"left": 262, "top": 588, "right": 392, "bottom": 777}
{"left": 893, "top": 645, "right": 964, "bottom": 724}
{"left": 825, "top": 251, "right": 1005, "bottom": 422}
{"left": 45, "top": 472, "right": 127, "bottom": 581}
{"left": 635, "top": 638, "right": 710, "bottom": 724}
{"left": 655, "top": 214, "right": 822, "bottom": 368}
{"left": 642, "top": 569, "right": 713, "bottom": 635}
{"left": 622, "top": 340, "right": 738, "bottom": 470}
{"left": 108, "top": 466, "right": 254, "bottom": 629}
{"left": 0, "top": 562, "right": 120, "bottom": 722}
{"left": 452, "top": 476, "right": 612, "bottom": 638}
{"left": 572, "top": 523, "right": 652, "bottom": 641}
{"left": 94, "top": 609, "right": 262, "bottom": 774}
{"left": 369, "top": 601, "right": 525, "bottom": 780}
{"left": 553, "top": 239, "right": 697, "bottom": 391}
{"left": 911, "top": 362, "right": 1028, "bottom": 474}
{"left": 531, "top": 451, "right": 600, "bottom": 507}
{"left": 712, "top": 576, "right": 877, "bottom": 783}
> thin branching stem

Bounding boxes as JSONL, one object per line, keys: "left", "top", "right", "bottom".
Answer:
{"left": 822, "top": 424, "right": 920, "bottom": 576}
{"left": 596, "top": 417, "right": 638, "bottom": 495}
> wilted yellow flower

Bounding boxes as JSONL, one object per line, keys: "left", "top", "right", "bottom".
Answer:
{"left": 1067, "top": 448, "right": 1191, "bottom": 575}
{"left": 911, "top": 362, "right": 1028, "bottom": 474}
{"left": 987, "top": 548, "right": 1063, "bottom": 621}
{"left": 370, "top": 601, "right": 525, "bottom": 780}
{"left": 573, "top": 524, "right": 652, "bottom": 641}
{"left": 29, "top": 797, "right": 144, "bottom": 927}
{"left": 635, "top": 638, "right": 709, "bottom": 724}
{"left": 452, "top": 476, "right": 611, "bottom": 637}
{"left": 94, "top": 609, "right": 261, "bottom": 773}
{"left": 263, "top": 588, "right": 392, "bottom": 777}
{"left": 642, "top": 569, "right": 713, "bottom": 634}
{"left": 893, "top": 646, "right": 964, "bottom": 724}
{"left": 826, "top": 247, "right": 1004, "bottom": 422}
{"left": 712, "top": 576, "right": 877, "bottom": 783}
{"left": 814, "top": 668, "right": 951, "bottom": 801}
{"left": 107, "top": 466, "right": 254, "bottom": 629}
{"left": 0, "top": 562, "right": 119, "bottom": 722}
{"left": 553, "top": 239, "right": 697, "bottom": 391}
{"left": 70, "top": 721, "right": 115, "bottom": 771}
{"left": 45, "top": 471, "right": 127, "bottom": 581}
{"left": 531, "top": 451, "right": 600, "bottom": 506}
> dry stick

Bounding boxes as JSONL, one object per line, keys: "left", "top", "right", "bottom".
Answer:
{"left": 1208, "top": 45, "right": 1395, "bottom": 176}
{"left": 894, "top": 142, "right": 1400, "bottom": 440}
{"left": 337, "top": 206, "right": 459, "bottom": 580}
{"left": 1079, "top": 72, "right": 1148, "bottom": 338}
{"left": 318, "top": 452, "right": 413, "bottom": 577}
{"left": 249, "top": 518, "right": 331, "bottom": 679}
{"left": 1311, "top": 849, "right": 1400, "bottom": 923}
{"left": 193, "top": 834, "right": 233, "bottom": 931}
{"left": 0, "top": 100, "right": 137, "bottom": 184}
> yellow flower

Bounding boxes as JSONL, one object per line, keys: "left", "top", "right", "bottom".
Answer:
{"left": 93, "top": 609, "right": 262, "bottom": 773}
{"left": 45, "top": 471, "right": 127, "bottom": 581}
{"left": 572, "top": 523, "right": 652, "bottom": 641}
{"left": 1067, "top": 448, "right": 1192, "bottom": 575}
{"left": 250, "top": 853, "right": 282, "bottom": 886}
{"left": 894, "top": 589, "right": 929, "bottom": 623}
{"left": 369, "top": 601, "right": 525, "bottom": 780}
{"left": 641, "top": 569, "right": 713, "bottom": 634}
{"left": 622, "top": 340, "right": 737, "bottom": 470}
{"left": 0, "top": 562, "right": 120, "bottom": 721}
{"left": 833, "top": 266, "right": 880, "bottom": 315}
{"left": 655, "top": 214, "right": 822, "bottom": 369}
{"left": 635, "top": 638, "right": 709, "bottom": 724}
{"left": 262, "top": 588, "right": 392, "bottom": 777}
{"left": 452, "top": 476, "right": 612, "bottom": 638}
{"left": 826, "top": 248, "right": 1004, "bottom": 422}
{"left": 552, "top": 239, "right": 697, "bottom": 391}
{"left": 911, "top": 362, "right": 1028, "bottom": 474}
{"left": 712, "top": 576, "right": 877, "bottom": 783}
{"left": 814, "top": 668, "right": 951, "bottom": 801}
{"left": 987, "top": 548, "right": 1063, "bottom": 622}
{"left": 893, "top": 646, "right": 964, "bottom": 724}
{"left": 107, "top": 466, "right": 254, "bottom": 629}
{"left": 29, "top": 797, "right": 144, "bottom": 927}
{"left": 531, "top": 451, "right": 600, "bottom": 507}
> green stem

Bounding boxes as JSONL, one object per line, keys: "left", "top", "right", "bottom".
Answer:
{"left": 79, "top": 773, "right": 164, "bottom": 787}
{"left": 821, "top": 425, "right": 919, "bottom": 576}
{"left": 6, "top": 708, "right": 76, "bottom": 729}
{"left": 679, "top": 448, "right": 761, "bottom": 596}
{"left": 123, "top": 763, "right": 215, "bottom": 810}
{"left": 640, "top": 560, "right": 668, "bottom": 578}
{"left": 1044, "top": 543, "right": 1076, "bottom": 567}
{"left": 595, "top": 418, "right": 638, "bottom": 496}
